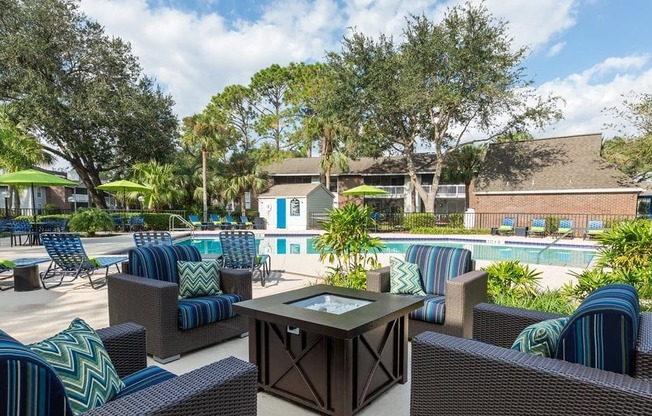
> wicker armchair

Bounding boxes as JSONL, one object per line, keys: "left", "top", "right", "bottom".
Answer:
{"left": 107, "top": 245, "right": 252, "bottom": 363}
{"left": 1, "top": 322, "right": 257, "bottom": 416}
{"left": 366, "top": 245, "right": 487, "bottom": 338}
{"left": 410, "top": 303, "right": 652, "bottom": 416}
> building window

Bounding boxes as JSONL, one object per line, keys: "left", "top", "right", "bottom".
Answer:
{"left": 245, "top": 192, "right": 251, "bottom": 209}
{"left": 290, "top": 198, "right": 300, "bottom": 216}
{"left": 36, "top": 188, "right": 42, "bottom": 198}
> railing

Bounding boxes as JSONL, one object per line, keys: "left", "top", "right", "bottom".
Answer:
{"left": 168, "top": 214, "right": 194, "bottom": 234}
{"left": 535, "top": 228, "right": 582, "bottom": 264}
{"left": 372, "top": 184, "right": 466, "bottom": 198}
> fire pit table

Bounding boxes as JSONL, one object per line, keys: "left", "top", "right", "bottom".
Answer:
{"left": 233, "top": 284, "right": 423, "bottom": 416}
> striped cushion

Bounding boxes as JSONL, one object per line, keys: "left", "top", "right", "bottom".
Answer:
{"left": 409, "top": 295, "right": 446, "bottom": 324}
{"left": 178, "top": 294, "right": 241, "bottom": 330}
{"left": 177, "top": 261, "right": 222, "bottom": 298}
{"left": 129, "top": 245, "right": 202, "bottom": 284}
{"left": 555, "top": 283, "right": 640, "bottom": 375}
{"left": 511, "top": 317, "right": 570, "bottom": 357}
{"left": 0, "top": 331, "right": 73, "bottom": 416}
{"left": 404, "top": 245, "right": 472, "bottom": 296}
{"left": 390, "top": 257, "right": 425, "bottom": 295}
{"left": 113, "top": 365, "right": 176, "bottom": 400}
{"left": 29, "top": 318, "right": 124, "bottom": 415}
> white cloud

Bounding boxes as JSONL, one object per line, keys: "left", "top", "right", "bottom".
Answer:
{"left": 547, "top": 42, "right": 566, "bottom": 57}
{"left": 536, "top": 55, "right": 652, "bottom": 138}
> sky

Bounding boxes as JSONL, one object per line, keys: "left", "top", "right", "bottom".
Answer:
{"left": 77, "top": 0, "right": 652, "bottom": 141}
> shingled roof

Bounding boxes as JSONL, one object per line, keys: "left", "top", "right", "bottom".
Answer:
{"left": 475, "top": 133, "right": 637, "bottom": 193}
{"left": 263, "top": 154, "right": 438, "bottom": 176}
{"left": 258, "top": 183, "right": 334, "bottom": 198}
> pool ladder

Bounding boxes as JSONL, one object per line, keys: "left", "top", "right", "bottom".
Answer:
{"left": 534, "top": 228, "right": 579, "bottom": 265}
{"left": 168, "top": 214, "right": 195, "bottom": 238}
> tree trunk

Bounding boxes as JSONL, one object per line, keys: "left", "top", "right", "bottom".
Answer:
{"left": 202, "top": 150, "right": 208, "bottom": 222}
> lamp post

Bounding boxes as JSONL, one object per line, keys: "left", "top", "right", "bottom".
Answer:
{"left": 137, "top": 195, "right": 144, "bottom": 214}
{"left": 67, "top": 195, "right": 77, "bottom": 213}
{"left": 3, "top": 191, "right": 9, "bottom": 218}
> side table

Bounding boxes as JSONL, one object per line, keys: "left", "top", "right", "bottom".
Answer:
{"left": 14, "top": 264, "right": 41, "bottom": 291}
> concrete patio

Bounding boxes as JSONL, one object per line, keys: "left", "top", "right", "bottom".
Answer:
{"left": 0, "top": 231, "right": 594, "bottom": 415}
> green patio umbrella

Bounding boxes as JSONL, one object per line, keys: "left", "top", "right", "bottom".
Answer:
{"left": 342, "top": 184, "right": 389, "bottom": 205}
{"left": 0, "top": 169, "right": 77, "bottom": 220}
{"left": 97, "top": 180, "right": 151, "bottom": 220}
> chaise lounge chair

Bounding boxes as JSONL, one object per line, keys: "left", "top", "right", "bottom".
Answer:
{"left": 554, "top": 219, "right": 574, "bottom": 238}
{"left": 219, "top": 230, "right": 271, "bottom": 287}
{"left": 497, "top": 217, "right": 515, "bottom": 235}
{"left": 39, "top": 232, "right": 127, "bottom": 290}
{"left": 529, "top": 218, "right": 546, "bottom": 237}
{"left": 188, "top": 214, "right": 204, "bottom": 230}
{"left": 133, "top": 231, "right": 172, "bottom": 247}
{"left": 583, "top": 220, "right": 605, "bottom": 240}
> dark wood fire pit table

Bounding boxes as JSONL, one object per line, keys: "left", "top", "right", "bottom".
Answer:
{"left": 233, "top": 284, "right": 423, "bottom": 416}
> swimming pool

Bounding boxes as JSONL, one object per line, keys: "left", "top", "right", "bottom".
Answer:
{"left": 175, "top": 235, "right": 597, "bottom": 268}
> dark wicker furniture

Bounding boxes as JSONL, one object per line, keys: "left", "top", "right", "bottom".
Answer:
{"left": 366, "top": 246, "right": 487, "bottom": 338}
{"left": 1, "top": 322, "right": 258, "bottom": 416}
{"left": 410, "top": 303, "right": 652, "bottom": 416}
{"left": 107, "top": 247, "right": 252, "bottom": 363}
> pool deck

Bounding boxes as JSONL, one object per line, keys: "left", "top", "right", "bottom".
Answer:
{"left": 0, "top": 230, "right": 597, "bottom": 415}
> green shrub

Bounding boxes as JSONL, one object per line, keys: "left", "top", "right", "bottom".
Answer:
{"left": 483, "top": 260, "right": 542, "bottom": 300}
{"left": 563, "top": 219, "right": 652, "bottom": 309}
{"left": 142, "top": 213, "right": 172, "bottom": 231}
{"left": 43, "top": 204, "right": 59, "bottom": 215}
{"left": 314, "top": 203, "right": 384, "bottom": 289}
{"left": 410, "top": 227, "right": 491, "bottom": 235}
{"left": 402, "top": 213, "right": 436, "bottom": 230}
{"left": 492, "top": 290, "right": 576, "bottom": 315}
{"left": 447, "top": 213, "right": 464, "bottom": 228}
{"left": 544, "top": 216, "right": 559, "bottom": 235}
{"left": 67, "top": 208, "right": 114, "bottom": 236}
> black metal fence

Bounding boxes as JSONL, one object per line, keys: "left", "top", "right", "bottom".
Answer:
{"left": 309, "top": 211, "right": 640, "bottom": 232}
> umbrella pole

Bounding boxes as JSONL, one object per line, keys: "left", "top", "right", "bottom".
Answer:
{"left": 31, "top": 182, "right": 37, "bottom": 222}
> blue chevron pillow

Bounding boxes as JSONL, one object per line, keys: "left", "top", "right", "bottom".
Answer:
{"left": 511, "top": 317, "right": 570, "bottom": 357}
{"left": 28, "top": 318, "right": 124, "bottom": 415}
{"left": 178, "top": 260, "right": 222, "bottom": 298}
{"left": 390, "top": 257, "right": 426, "bottom": 295}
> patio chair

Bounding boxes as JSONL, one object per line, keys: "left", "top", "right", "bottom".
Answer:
{"left": 210, "top": 213, "right": 221, "bottom": 227}
{"left": 529, "top": 218, "right": 546, "bottom": 237}
{"left": 497, "top": 217, "right": 515, "bottom": 235}
{"left": 188, "top": 214, "right": 203, "bottom": 230}
{"left": 240, "top": 215, "right": 253, "bottom": 229}
{"left": 554, "top": 219, "right": 574, "bottom": 238}
{"left": 584, "top": 219, "right": 605, "bottom": 240}
{"left": 410, "top": 285, "right": 652, "bottom": 416}
{"left": 0, "top": 321, "right": 258, "bottom": 416}
{"left": 39, "top": 232, "right": 127, "bottom": 290}
{"left": 128, "top": 216, "right": 144, "bottom": 232}
{"left": 219, "top": 230, "right": 271, "bottom": 287}
{"left": 366, "top": 245, "right": 488, "bottom": 338}
{"left": 133, "top": 231, "right": 172, "bottom": 247}
{"left": 224, "top": 215, "right": 239, "bottom": 228}
{"left": 9, "top": 219, "right": 38, "bottom": 247}
{"left": 112, "top": 216, "right": 126, "bottom": 232}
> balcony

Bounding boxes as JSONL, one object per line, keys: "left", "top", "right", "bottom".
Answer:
{"left": 372, "top": 184, "right": 465, "bottom": 198}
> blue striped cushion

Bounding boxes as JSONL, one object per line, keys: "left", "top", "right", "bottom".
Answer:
{"left": 0, "top": 331, "right": 73, "bottom": 416}
{"left": 409, "top": 295, "right": 446, "bottom": 324}
{"left": 129, "top": 246, "right": 202, "bottom": 284}
{"left": 178, "top": 294, "right": 241, "bottom": 330}
{"left": 113, "top": 366, "right": 176, "bottom": 400}
{"left": 555, "top": 283, "right": 640, "bottom": 375}
{"left": 404, "top": 245, "right": 472, "bottom": 296}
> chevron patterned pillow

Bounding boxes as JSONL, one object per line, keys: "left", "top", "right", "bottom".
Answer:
{"left": 390, "top": 257, "right": 426, "bottom": 295}
{"left": 177, "top": 260, "right": 222, "bottom": 298}
{"left": 511, "top": 317, "right": 570, "bottom": 357}
{"left": 29, "top": 318, "right": 124, "bottom": 415}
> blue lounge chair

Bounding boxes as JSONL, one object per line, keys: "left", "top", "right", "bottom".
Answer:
{"left": 9, "top": 220, "right": 38, "bottom": 247}
{"left": 583, "top": 220, "right": 605, "bottom": 240}
{"left": 498, "top": 217, "right": 515, "bottom": 235}
{"left": 240, "top": 215, "right": 253, "bottom": 229}
{"left": 219, "top": 230, "right": 270, "bottom": 286}
{"left": 133, "top": 231, "right": 172, "bottom": 247}
{"left": 188, "top": 214, "right": 202, "bottom": 229}
{"left": 555, "top": 219, "right": 574, "bottom": 238}
{"left": 210, "top": 213, "right": 221, "bottom": 227}
{"left": 39, "top": 233, "right": 127, "bottom": 289}
{"left": 529, "top": 218, "right": 546, "bottom": 237}
{"left": 128, "top": 216, "right": 144, "bottom": 232}
{"left": 224, "top": 215, "right": 239, "bottom": 228}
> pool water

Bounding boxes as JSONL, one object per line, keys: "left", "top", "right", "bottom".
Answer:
{"left": 175, "top": 235, "right": 597, "bottom": 268}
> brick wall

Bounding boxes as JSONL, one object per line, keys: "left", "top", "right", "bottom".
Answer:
{"left": 337, "top": 176, "right": 363, "bottom": 206}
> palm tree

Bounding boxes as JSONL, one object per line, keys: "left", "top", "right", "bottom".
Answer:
{"left": 181, "top": 111, "right": 233, "bottom": 222}
{"left": 0, "top": 108, "right": 53, "bottom": 211}
{"left": 214, "top": 152, "right": 268, "bottom": 215}
{"left": 132, "top": 160, "right": 182, "bottom": 210}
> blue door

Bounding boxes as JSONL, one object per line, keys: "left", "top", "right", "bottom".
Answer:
{"left": 276, "top": 198, "right": 286, "bottom": 229}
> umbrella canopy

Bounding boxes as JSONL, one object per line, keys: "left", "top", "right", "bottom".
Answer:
{"left": 97, "top": 180, "right": 151, "bottom": 218}
{"left": 342, "top": 184, "right": 389, "bottom": 205}
{"left": 0, "top": 169, "right": 77, "bottom": 220}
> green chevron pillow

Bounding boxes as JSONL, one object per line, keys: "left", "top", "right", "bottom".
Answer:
{"left": 390, "top": 257, "right": 426, "bottom": 295}
{"left": 29, "top": 318, "right": 124, "bottom": 415}
{"left": 511, "top": 317, "right": 570, "bottom": 357}
{"left": 177, "top": 260, "right": 222, "bottom": 298}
